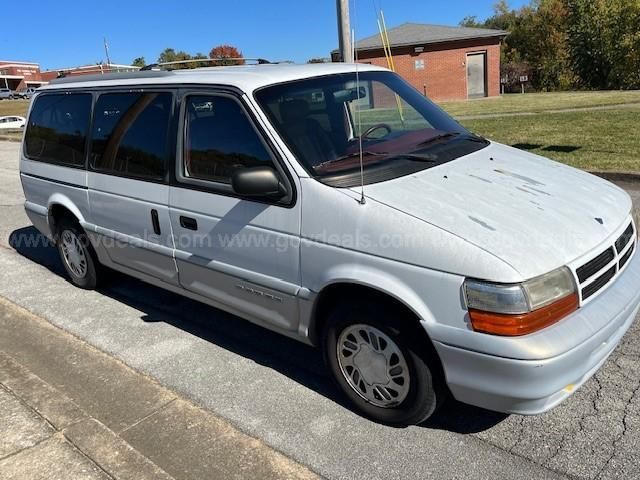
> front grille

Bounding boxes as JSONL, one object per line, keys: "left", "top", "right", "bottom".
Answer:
{"left": 619, "top": 242, "right": 635, "bottom": 269}
{"left": 582, "top": 265, "right": 617, "bottom": 300}
{"left": 615, "top": 223, "right": 634, "bottom": 253}
{"left": 575, "top": 221, "right": 636, "bottom": 302}
{"left": 576, "top": 247, "right": 615, "bottom": 283}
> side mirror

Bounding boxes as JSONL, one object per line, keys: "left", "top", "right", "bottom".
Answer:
{"left": 231, "top": 167, "right": 286, "bottom": 199}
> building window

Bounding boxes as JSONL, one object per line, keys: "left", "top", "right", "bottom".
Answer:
{"left": 415, "top": 59, "right": 425, "bottom": 71}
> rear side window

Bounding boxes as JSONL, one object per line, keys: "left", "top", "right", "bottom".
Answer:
{"left": 25, "top": 93, "right": 92, "bottom": 167}
{"left": 184, "top": 95, "right": 273, "bottom": 184}
{"left": 91, "top": 92, "right": 172, "bottom": 180}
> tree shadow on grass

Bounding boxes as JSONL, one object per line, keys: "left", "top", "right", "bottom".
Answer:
{"left": 542, "top": 145, "right": 581, "bottom": 153}
{"left": 9, "top": 225, "right": 508, "bottom": 433}
{"left": 511, "top": 143, "right": 543, "bottom": 151}
{"left": 511, "top": 143, "right": 581, "bottom": 154}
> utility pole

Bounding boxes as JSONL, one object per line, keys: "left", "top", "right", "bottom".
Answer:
{"left": 336, "top": 0, "right": 353, "bottom": 63}
{"left": 104, "top": 38, "right": 112, "bottom": 68}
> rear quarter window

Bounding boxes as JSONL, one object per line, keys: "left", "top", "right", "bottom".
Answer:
{"left": 24, "top": 93, "right": 92, "bottom": 167}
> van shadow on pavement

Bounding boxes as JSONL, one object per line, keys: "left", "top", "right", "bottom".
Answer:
{"left": 8, "top": 225, "right": 507, "bottom": 434}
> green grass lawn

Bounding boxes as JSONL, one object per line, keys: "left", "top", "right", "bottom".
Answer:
{"left": 439, "top": 90, "right": 640, "bottom": 117}
{"left": 0, "top": 101, "right": 28, "bottom": 142}
{"left": 0, "top": 130, "right": 23, "bottom": 142}
{"left": 460, "top": 105, "right": 640, "bottom": 171}
{"left": 0, "top": 99, "right": 29, "bottom": 117}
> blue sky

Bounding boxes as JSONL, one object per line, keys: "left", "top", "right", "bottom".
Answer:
{"left": 0, "top": 0, "right": 528, "bottom": 69}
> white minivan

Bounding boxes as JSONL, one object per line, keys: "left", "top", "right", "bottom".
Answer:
{"left": 19, "top": 63, "right": 639, "bottom": 425}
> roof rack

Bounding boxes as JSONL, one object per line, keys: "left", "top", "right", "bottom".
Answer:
{"left": 50, "top": 70, "right": 173, "bottom": 84}
{"left": 48, "top": 57, "right": 288, "bottom": 85}
{"left": 141, "top": 57, "right": 271, "bottom": 71}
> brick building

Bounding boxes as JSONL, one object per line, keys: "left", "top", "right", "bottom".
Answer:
{"left": 0, "top": 61, "right": 139, "bottom": 92}
{"left": 41, "top": 63, "right": 140, "bottom": 80}
{"left": 0, "top": 61, "right": 49, "bottom": 91}
{"left": 333, "top": 23, "right": 508, "bottom": 102}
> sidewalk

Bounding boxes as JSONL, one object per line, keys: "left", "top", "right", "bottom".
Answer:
{"left": 0, "top": 297, "right": 319, "bottom": 480}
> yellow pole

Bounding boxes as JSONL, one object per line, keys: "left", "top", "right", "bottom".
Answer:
{"left": 380, "top": 10, "right": 405, "bottom": 124}
{"left": 381, "top": 11, "right": 397, "bottom": 72}
{"left": 377, "top": 20, "right": 392, "bottom": 69}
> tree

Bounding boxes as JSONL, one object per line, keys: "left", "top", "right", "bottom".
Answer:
{"left": 208, "top": 45, "right": 244, "bottom": 65}
{"left": 460, "top": 0, "right": 574, "bottom": 90}
{"left": 157, "top": 48, "right": 202, "bottom": 68}
{"left": 158, "top": 48, "right": 187, "bottom": 63}
{"left": 501, "top": 62, "right": 534, "bottom": 92}
{"left": 460, "top": 0, "right": 640, "bottom": 91}
{"left": 191, "top": 52, "right": 209, "bottom": 68}
{"left": 459, "top": 16, "right": 483, "bottom": 27}
{"left": 521, "top": 0, "right": 575, "bottom": 90}
{"left": 566, "top": 0, "right": 640, "bottom": 89}
{"left": 131, "top": 57, "right": 146, "bottom": 67}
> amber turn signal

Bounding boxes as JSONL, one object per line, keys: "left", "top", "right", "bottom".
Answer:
{"left": 469, "top": 293, "right": 579, "bottom": 336}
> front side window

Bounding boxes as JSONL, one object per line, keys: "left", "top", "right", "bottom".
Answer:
{"left": 183, "top": 95, "right": 273, "bottom": 184}
{"left": 256, "top": 71, "right": 488, "bottom": 186}
{"left": 24, "top": 93, "right": 92, "bottom": 166}
{"left": 91, "top": 92, "right": 172, "bottom": 180}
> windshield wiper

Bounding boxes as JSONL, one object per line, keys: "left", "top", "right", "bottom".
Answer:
{"left": 384, "top": 153, "right": 439, "bottom": 163}
{"left": 315, "top": 150, "right": 388, "bottom": 169}
{"left": 465, "top": 133, "right": 489, "bottom": 143}
{"left": 416, "top": 132, "right": 460, "bottom": 147}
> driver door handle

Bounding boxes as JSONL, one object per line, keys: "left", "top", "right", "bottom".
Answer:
{"left": 180, "top": 216, "right": 198, "bottom": 231}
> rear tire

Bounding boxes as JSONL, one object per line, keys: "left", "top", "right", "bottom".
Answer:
{"left": 323, "top": 300, "right": 447, "bottom": 426}
{"left": 55, "top": 218, "right": 100, "bottom": 289}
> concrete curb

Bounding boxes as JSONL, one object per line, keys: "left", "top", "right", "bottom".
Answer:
{"left": 0, "top": 297, "right": 320, "bottom": 480}
{"left": 589, "top": 170, "right": 640, "bottom": 184}
{"left": 0, "top": 352, "right": 176, "bottom": 480}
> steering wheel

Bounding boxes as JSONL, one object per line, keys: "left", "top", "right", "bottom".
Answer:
{"left": 361, "top": 123, "right": 392, "bottom": 140}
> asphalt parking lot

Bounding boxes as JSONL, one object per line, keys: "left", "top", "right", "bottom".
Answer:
{"left": 1, "top": 140, "right": 639, "bottom": 480}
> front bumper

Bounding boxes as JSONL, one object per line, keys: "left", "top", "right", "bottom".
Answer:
{"left": 433, "top": 247, "right": 640, "bottom": 415}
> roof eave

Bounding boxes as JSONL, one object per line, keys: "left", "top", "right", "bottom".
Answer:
{"left": 332, "top": 31, "right": 509, "bottom": 55}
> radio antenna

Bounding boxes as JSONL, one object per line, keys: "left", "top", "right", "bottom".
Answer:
{"left": 352, "top": 4, "right": 366, "bottom": 205}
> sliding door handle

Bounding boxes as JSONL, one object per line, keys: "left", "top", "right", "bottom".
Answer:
{"left": 180, "top": 216, "right": 198, "bottom": 231}
{"left": 150, "top": 209, "right": 161, "bottom": 235}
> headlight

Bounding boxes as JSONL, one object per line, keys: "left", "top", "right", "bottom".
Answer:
{"left": 464, "top": 267, "right": 578, "bottom": 336}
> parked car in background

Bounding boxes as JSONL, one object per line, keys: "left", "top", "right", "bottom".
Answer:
{"left": 0, "top": 116, "right": 25, "bottom": 129}
{"left": 17, "top": 87, "right": 38, "bottom": 99}
{"left": 18, "top": 63, "right": 640, "bottom": 426}
{"left": 0, "top": 88, "right": 16, "bottom": 100}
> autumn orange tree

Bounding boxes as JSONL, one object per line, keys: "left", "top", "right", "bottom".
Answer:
{"left": 208, "top": 45, "right": 245, "bottom": 65}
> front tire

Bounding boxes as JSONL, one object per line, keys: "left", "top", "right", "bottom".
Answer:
{"left": 55, "top": 218, "right": 100, "bottom": 289}
{"left": 323, "top": 300, "right": 447, "bottom": 426}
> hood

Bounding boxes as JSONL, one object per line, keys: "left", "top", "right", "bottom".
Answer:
{"left": 358, "top": 142, "right": 632, "bottom": 280}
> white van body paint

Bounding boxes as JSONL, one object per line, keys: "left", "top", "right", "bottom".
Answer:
{"left": 19, "top": 63, "right": 639, "bottom": 415}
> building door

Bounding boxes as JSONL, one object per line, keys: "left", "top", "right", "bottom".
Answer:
{"left": 467, "top": 52, "right": 487, "bottom": 98}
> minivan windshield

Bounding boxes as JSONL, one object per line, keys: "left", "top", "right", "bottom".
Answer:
{"left": 255, "top": 71, "right": 488, "bottom": 186}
